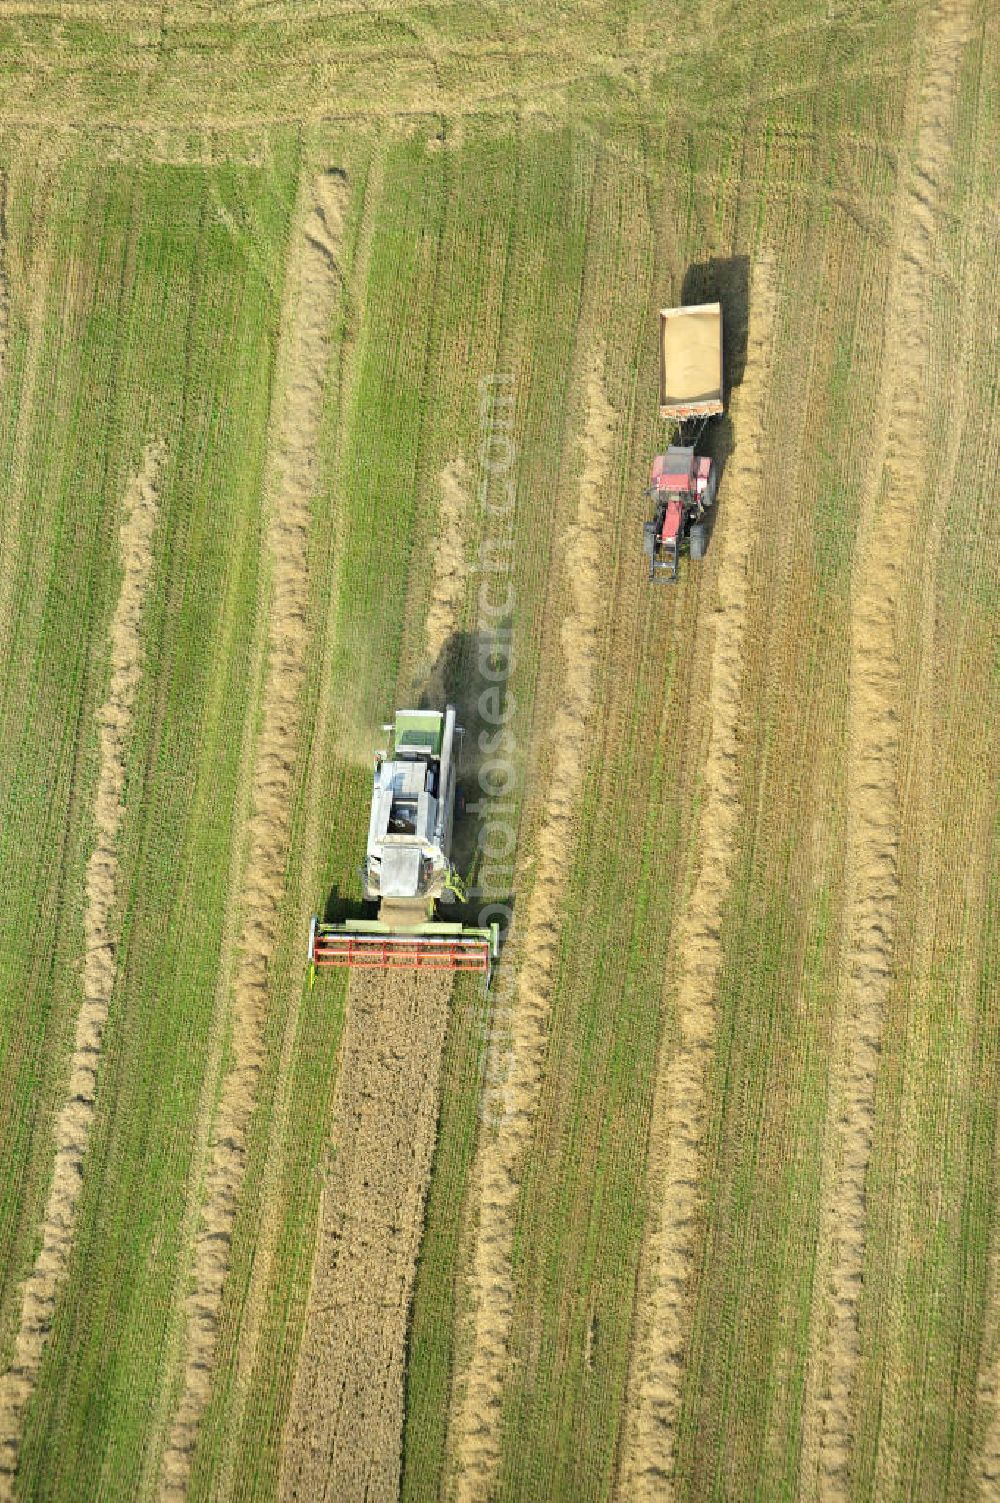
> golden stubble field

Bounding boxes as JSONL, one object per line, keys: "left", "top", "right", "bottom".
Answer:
{"left": 0, "top": 2, "right": 997, "bottom": 1501}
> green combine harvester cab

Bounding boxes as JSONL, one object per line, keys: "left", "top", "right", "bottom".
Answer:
{"left": 309, "top": 706, "right": 500, "bottom": 986}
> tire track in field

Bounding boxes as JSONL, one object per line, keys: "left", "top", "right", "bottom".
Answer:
{"left": 960, "top": 62, "right": 1000, "bottom": 1503}
{"left": 157, "top": 167, "right": 345, "bottom": 1500}
{"left": 616, "top": 266, "right": 776, "bottom": 1502}
{"left": 798, "top": 6, "right": 972, "bottom": 1498}
{"left": 0, "top": 442, "right": 165, "bottom": 1498}
{"left": 973, "top": 540, "right": 1000, "bottom": 1480}
{"left": 0, "top": 173, "right": 9, "bottom": 386}
{"left": 977, "top": 858, "right": 1000, "bottom": 1497}
{"left": 279, "top": 971, "right": 454, "bottom": 1503}
{"left": 447, "top": 367, "right": 615, "bottom": 1503}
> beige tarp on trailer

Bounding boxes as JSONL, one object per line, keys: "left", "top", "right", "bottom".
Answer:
{"left": 659, "top": 302, "right": 724, "bottom": 418}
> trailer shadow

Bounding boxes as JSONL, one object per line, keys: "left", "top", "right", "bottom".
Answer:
{"left": 678, "top": 257, "right": 749, "bottom": 534}
{"left": 680, "top": 253, "right": 750, "bottom": 402}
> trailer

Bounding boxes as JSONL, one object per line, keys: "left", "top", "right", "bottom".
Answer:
{"left": 658, "top": 302, "right": 723, "bottom": 420}
{"left": 645, "top": 302, "right": 724, "bottom": 582}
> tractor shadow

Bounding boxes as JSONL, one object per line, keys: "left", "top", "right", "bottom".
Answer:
{"left": 678, "top": 255, "right": 750, "bottom": 551}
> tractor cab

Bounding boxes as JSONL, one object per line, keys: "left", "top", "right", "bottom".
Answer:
{"left": 643, "top": 445, "right": 717, "bottom": 583}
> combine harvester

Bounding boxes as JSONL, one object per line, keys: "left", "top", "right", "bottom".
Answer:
{"left": 644, "top": 302, "right": 724, "bottom": 583}
{"left": 309, "top": 706, "right": 500, "bottom": 986}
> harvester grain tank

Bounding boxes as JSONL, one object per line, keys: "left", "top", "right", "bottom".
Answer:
{"left": 309, "top": 706, "right": 499, "bottom": 985}
{"left": 644, "top": 301, "right": 723, "bottom": 582}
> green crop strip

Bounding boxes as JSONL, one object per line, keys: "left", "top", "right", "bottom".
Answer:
{"left": 1, "top": 142, "right": 294, "bottom": 1501}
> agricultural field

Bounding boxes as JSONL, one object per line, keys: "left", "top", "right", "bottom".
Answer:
{"left": 0, "top": 1, "right": 997, "bottom": 1500}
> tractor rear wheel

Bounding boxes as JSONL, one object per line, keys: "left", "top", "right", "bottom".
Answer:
{"left": 689, "top": 522, "right": 708, "bottom": 561}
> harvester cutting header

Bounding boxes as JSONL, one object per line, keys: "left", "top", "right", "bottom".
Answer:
{"left": 309, "top": 707, "right": 499, "bottom": 985}
{"left": 644, "top": 301, "right": 723, "bottom": 582}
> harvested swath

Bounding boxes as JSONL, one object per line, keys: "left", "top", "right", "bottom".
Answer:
{"left": 0, "top": 442, "right": 164, "bottom": 1499}
{"left": 798, "top": 6, "right": 972, "bottom": 1498}
{"left": 447, "top": 368, "right": 615, "bottom": 1503}
{"left": 279, "top": 971, "right": 453, "bottom": 1503}
{"left": 157, "top": 168, "right": 345, "bottom": 1500}
{"left": 424, "top": 457, "right": 470, "bottom": 696}
{"left": 617, "top": 265, "right": 776, "bottom": 1502}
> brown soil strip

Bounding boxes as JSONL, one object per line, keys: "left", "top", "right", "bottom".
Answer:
{"left": 797, "top": 6, "right": 971, "bottom": 1499}
{"left": 423, "top": 456, "right": 470, "bottom": 697}
{"left": 446, "top": 368, "right": 615, "bottom": 1502}
{"left": 157, "top": 169, "right": 345, "bottom": 1500}
{"left": 279, "top": 971, "right": 453, "bottom": 1503}
{"left": 616, "top": 266, "right": 776, "bottom": 1502}
{"left": 0, "top": 442, "right": 165, "bottom": 1499}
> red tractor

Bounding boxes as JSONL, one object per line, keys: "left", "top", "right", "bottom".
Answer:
{"left": 644, "top": 446, "right": 717, "bottom": 583}
{"left": 645, "top": 302, "right": 723, "bottom": 584}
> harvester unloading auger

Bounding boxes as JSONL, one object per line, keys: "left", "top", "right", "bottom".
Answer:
{"left": 309, "top": 706, "right": 500, "bottom": 986}
{"left": 644, "top": 302, "right": 723, "bottom": 582}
